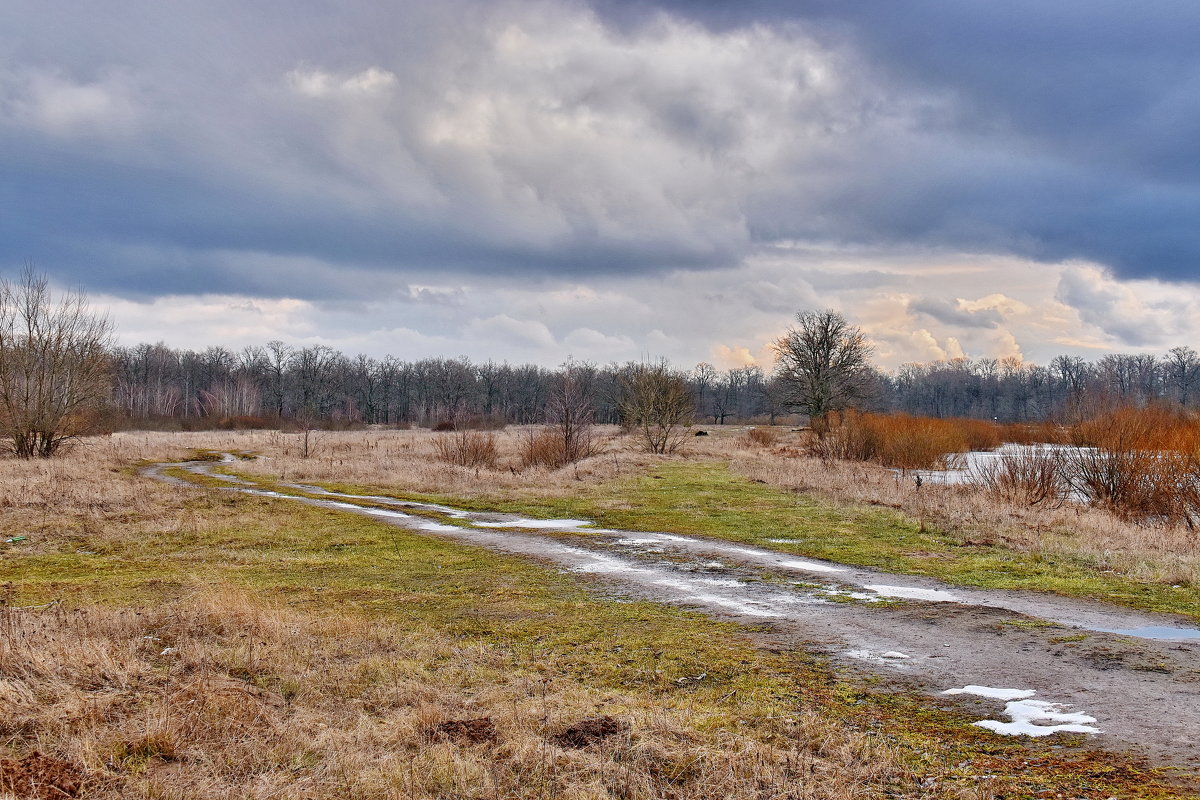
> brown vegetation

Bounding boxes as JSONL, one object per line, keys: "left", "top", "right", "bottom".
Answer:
{"left": 0, "top": 589, "right": 917, "bottom": 799}
{"left": 1066, "top": 405, "right": 1200, "bottom": 528}
{"left": 810, "top": 412, "right": 1001, "bottom": 470}
{"left": 972, "top": 446, "right": 1067, "bottom": 508}
{"left": 743, "top": 427, "right": 781, "bottom": 448}
{"left": 433, "top": 429, "right": 499, "bottom": 469}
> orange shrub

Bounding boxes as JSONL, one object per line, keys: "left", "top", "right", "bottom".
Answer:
{"left": 1065, "top": 405, "right": 1200, "bottom": 526}
{"left": 999, "top": 421, "right": 1068, "bottom": 445}
{"left": 812, "top": 412, "right": 1002, "bottom": 471}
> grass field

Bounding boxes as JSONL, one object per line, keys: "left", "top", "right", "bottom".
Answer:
{"left": 0, "top": 428, "right": 1195, "bottom": 798}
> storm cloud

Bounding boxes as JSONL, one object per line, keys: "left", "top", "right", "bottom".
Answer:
{"left": 2, "top": 0, "right": 1199, "bottom": 365}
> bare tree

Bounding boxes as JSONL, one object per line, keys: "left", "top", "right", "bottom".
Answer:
{"left": 1164, "top": 346, "right": 1200, "bottom": 408}
{"left": 0, "top": 268, "right": 114, "bottom": 457}
{"left": 548, "top": 360, "right": 598, "bottom": 463}
{"left": 772, "top": 309, "right": 874, "bottom": 435}
{"left": 618, "top": 360, "right": 694, "bottom": 454}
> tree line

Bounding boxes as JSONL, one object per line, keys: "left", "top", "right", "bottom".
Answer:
{"left": 3, "top": 267, "right": 1199, "bottom": 460}
{"left": 109, "top": 338, "right": 1200, "bottom": 430}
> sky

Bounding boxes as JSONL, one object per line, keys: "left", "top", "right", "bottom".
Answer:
{"left": 2, "top": 0, "right": 1199, "bottom": 371}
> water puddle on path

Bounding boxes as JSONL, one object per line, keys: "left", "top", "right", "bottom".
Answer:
{"left": 146, "top": 457, "right": 1200, "bottom": 645}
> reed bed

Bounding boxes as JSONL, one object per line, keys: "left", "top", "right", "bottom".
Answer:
{"left": 810, "top": 413, "right": 1001, "bottom": 471}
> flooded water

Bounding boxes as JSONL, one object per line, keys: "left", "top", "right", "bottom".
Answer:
{"left": 906, "top": 443, "right": 1085, "bottom": 489}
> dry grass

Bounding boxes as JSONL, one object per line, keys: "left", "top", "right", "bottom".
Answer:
{"left": 811, "top": 413, "right": 1002, "bottom": 471}
{"left": 432, "top": 430, "right": 499, "bottom": 469}
{"left": 0, "top": 588, "right": 920, "bottom": 800}
{"left": 732, "top": 444, "right": 1200, "bottom": 588}
{"left": 0, "top": 428, "right": 1193, "bottom": 797}
{"left": 0, "top": 431, "right": 997, "bottom": 799}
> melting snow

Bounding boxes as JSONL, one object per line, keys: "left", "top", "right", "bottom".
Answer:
{"left": 476, "top": 518, "right": 595, "bottom": 530}
{"left": 866, "top": 584, "right": 961, "bottom": 602}
{"left": 778, "top": 558, "right": 846, "bottom": 574}
{"left": 846, "top": 649, "right": 913, "bottom": 667}
{"left": 944, "top": 685, "right": 1036, "bottom": 701}
{"left": 942, "top": 686, "right": 1101, "bottom": 737}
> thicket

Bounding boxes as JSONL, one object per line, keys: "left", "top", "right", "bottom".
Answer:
{"left": 810, "top": 412, "right": 1001, "bottom": 470}
{"left": 805, "top": 405, "right": 1200, "bottom": 528}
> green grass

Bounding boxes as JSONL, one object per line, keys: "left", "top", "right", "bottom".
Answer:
{"left": 306, "top": 459, "right": 1199, "bottom": 622}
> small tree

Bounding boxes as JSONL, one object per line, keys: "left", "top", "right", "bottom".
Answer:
{"left": 772, "top": 309, "right": 874, "bottom": 436}
{"left": 522, "top": 361, "right": 599, "bottom": 469}
{"left": 618, "top": 360, "right": 694, "bottom": 454}
{"left": 0, "top": 268, "right": 114, "bottom": 457}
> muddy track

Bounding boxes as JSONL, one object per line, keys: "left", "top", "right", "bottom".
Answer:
{"left": 143, "top": 456, "right": 1200, "bottom": 774}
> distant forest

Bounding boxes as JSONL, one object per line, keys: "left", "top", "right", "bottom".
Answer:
{"left": 109, "top": 342, "right": 1200, "bottom": 429}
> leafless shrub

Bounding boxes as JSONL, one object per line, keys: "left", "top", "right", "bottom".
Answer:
{"left": 743, "top": 427, "right": 781, "bottom": 448}
{"left": 1064, "top": 406, "right": 1200, "bottom": 528}
{"left": 433, "top": 430, "right": 498, "bottom": 469}
{"left": 618, "top": 361, "right": 694, "bottom": 454}
{"left": 525, "top": 362, "right": 601, "bottom": 468}
{"left": 0, "top": 267, "right": 114, "bottom": 457}
{"left": 973, "top": 446, "right": 1067, "bottom": 507}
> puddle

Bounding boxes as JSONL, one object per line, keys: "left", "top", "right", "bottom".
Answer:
{"left": 865, "top": 585, "right": 962, "bottom": 603}
{"left": 144, "top": 455, "right": 1200, "bottom": 645}
{"left": 1094, "top": 625, "right": 1200, "bottom": 641}
{"left": 943, "top": 686, "right": 1101, "bottom": 737}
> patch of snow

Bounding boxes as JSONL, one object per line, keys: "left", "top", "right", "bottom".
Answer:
{"left": 476, "top": 518, "right": 595, "bottom": 530}
{"left": 976, "top": 700, "right": 1101, "bottom": 737}
{"left": 942, "top": 686, "right": 1100, "bottom": 737}
{"left": 943, "top": 685, "right": 1036, "bottom": 701}
{"left": 778, "top": 558, "right": 846, "bottom": 574}
{"left": 413, "top": 521, "right": 463, "bottom": 533}
{"left": 865, "top": 584, "right": 961, "bottom": 602}
{"left": 845, "top": 649, "right": 913, "bottom": 667}
{"left": 881, "top": 651, "right": 910, "bottom": 659}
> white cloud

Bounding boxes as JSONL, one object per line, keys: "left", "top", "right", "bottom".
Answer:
{"left": 2, "top": 68, "right": 140, "bottom": 136}
{"left": 286, "top": 67, "right": 398, "bottom": 98}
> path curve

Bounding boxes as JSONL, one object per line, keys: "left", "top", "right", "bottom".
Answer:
{"left": 142, "top": 455, "right": 1200, "bottom": 772}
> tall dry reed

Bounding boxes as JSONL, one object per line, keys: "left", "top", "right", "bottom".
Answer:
{"left": 812, "top": 413, "right": 1002, "bottom": 471}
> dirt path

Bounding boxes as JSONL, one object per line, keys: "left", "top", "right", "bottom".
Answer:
{"left": 144, "top": 456, "right": 1200, "bottom": 773}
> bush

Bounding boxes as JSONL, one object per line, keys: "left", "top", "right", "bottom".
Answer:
{"left": 1063, "top": 405, "right": 1200, "bottom": 527}
{"left": 973, "top": 446, "right": 1067, "bottom": 507}
{"left": 743, "top": 427, "right": 781, "bottom": 447}
{"left": 811, "top": 412, "right": 1002, "bottom": 470}
{"left": 520, "top": 425, "right": 599, "bottom": 469}
{"left": 432, "top": 430, "right": 497, "bottom": 468}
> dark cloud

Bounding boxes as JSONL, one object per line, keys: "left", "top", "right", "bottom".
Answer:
{"left": 3, "top": 0, "right": 1200, "bottom": 301}
{"left": 909, "top": 298, "right": 1001, "bottom": 329}
{"left": 601, "top": 0, "right": 1200, "bottom": 283}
